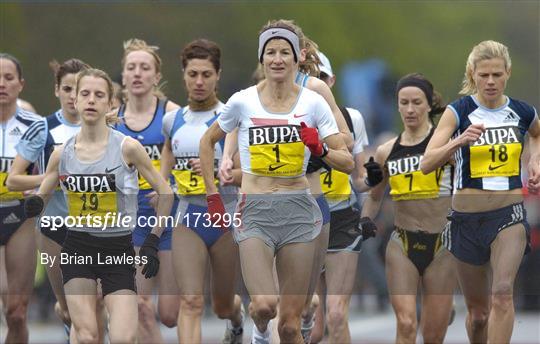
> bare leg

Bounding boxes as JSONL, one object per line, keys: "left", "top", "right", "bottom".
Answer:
{"left": 386, "top": 240, "right": 420, "bottom": 344}
{"left": 488, "top": 223, "right": 527, "bottom": 343}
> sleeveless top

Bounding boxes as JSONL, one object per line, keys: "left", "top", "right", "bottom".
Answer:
{"left": 59, "top": 129, "right": 138, "bottom": 236}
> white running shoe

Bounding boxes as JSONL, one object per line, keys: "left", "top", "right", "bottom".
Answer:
{"left": 251, "top": 320, "right": 271, "bottom": 344}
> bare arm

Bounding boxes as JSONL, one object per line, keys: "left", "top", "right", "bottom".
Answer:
{"left": 200, "top": 122, "right": 227, "bottom": 195}
{"left": 421, "top": 108, "right": 485, "bottom": 174}
{"left": 351, "top": 151, "right": 369, "bottom": 193}
{"left": 36, "top": 148, "right": 62, "bottom": 204}
{"left": 526, "top": 117, "right": 540, "bottom": 193}
{"left": 6, "top": 155, "right": 43, "bottom": 191}
{"left": 124, "top": 138, "right": 173, "bottom": 236}
{"left": 218, "top": 128, "right": 239, "bottom": 185}
{"left": 159, "top": 138, "right": 175, "bottom": 182}
{"left": 308, "top": 78, "right": 354, "bottom": 150}
{"left": 321, "top": 133, "right": 354, "bottom": 174}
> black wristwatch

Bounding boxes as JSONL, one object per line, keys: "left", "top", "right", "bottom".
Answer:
{"left": 320, "top": 143, "right": 329, "bottom": 158}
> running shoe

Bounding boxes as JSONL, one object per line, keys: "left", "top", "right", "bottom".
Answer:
{"left": 301, "top": 315, "right": 315, "bottom": 344}
{"left": 223, "top": 303, "right": 245, "bottom": 344}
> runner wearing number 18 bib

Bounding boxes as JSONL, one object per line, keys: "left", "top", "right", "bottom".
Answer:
{"left": 422, "top": 41, "right": 540, "bottom": 344}
{"left": 200, "top": 21, "right": 352, "bottom": 344}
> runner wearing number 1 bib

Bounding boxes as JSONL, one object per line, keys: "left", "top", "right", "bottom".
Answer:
{"left": 422, "top": 41, "right": 540, "bottom": 344}
{"left": 159, "top": 39, "right": 244, "bottom": 344}
{"left": 362, "top": 73, "right": 456, "bottom": 344}
{"left": 200, "top": 21, "right": 352, "bottom": 344}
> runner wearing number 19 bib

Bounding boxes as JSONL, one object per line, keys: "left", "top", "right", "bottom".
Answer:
{"left": 200, "top": 21, "right": 352, "bottom": 344}
{"left": 29, "top": 68, "right": 173, "bottom": 344}
{"left": 362, "top": 73, "right": 456, "bottom": 344}
{"left": 159, "top": 39, "right": 244, "bottom": 344}
{"left": 421, "top": 41, "right": 540, "bottom": 344}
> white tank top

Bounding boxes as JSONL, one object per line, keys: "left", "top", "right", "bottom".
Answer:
{"left": 217, "top": 86, "right": 339, "bottom": 178}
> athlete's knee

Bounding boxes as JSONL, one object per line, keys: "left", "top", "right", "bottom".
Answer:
{"left": 6, "top": 299, "right": 29, "bottom": 330}
{"left": 467, "top": 308, "right": 489, "bottom": 331}
{"left": 396, "top": 312, "right": 417, "bottom": 337}
{"left": 77, "top": 328, "right": 99, "bottom": 344}
{"left": 159, "top": 308, "right": 178, "bottom": 328}
{"left": 249, "top": 296, "right": 278, "bottom": 321}
{"left": 109, "top": 329, "right": 137, "bottom": 344}
{"left": 137, "top": 296, "right": 156, "bottom": 324}
{"left": 326, "top": 307, "right": 347, "bottom": 332}
{"left": 492, "top": 281, "right": 514, "bottom": 312}
{"left": 422, "top": 327, "right": 446, "bottom": 344}
{"left": 212, "top": 300, "right": 235, "bottom": 320}
{"left": 278, "top": 315, "right": 301, "bottom": 342}
{"left": 180, "top": 295, "right": 204, "bottom": 316}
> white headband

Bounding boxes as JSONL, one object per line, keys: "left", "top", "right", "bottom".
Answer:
{"left": 258, "top": 27, "right": 301, "bottom": 63}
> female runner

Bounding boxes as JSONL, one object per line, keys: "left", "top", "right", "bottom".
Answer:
{"left": 422, "top": 40, "right": 540, "bottom": 343}
{"left": 362, "top": 73, "right": 456, "bottom": 343}
{"left": 8, "top": 58, "right": 91, "bottom": 339}
{"left": 158, "top": 38, "right": 244, "bottom": 344}
{"left": 0, "top": 52, "right": 42, "bottom": 343}
{"left": 26, "top": 68, "right": 173, "bottom": 343}
{"left": 115, "top": 38, "right": 180, "bottom": 343}
{"left": 200, "top": 22, "right": 352, "bottom": 344}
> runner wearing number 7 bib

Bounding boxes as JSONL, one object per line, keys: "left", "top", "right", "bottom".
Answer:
{"left": 158, "top": 39, "right": 245, "bottom": 344}
{"left": 362, "top": 73, "right": 456, "bottom": 344}
{"left": 200, "top": 21, "right": 352, "bottom": 344}
{"left": 421, "top": 40, "right": 540, "bottom": 344}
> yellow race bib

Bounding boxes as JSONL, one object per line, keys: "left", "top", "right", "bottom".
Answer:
{"left": 172, "top": 157, "right": 218, "bottom": 195}
{"left": 389, "top": 169, "right": 444, "bottom": 200}
{"left": 62, "top": 174, "right": 118, "bottom": 227}
{"left": 67, "top": 191, "right": 118, "bottom": 226}
{"left": 249, "top": 142, "right": 305, "bottom": 177}
{"left": 0, "top": 172, "right": 24, "bottom": 202}
{"left": 320, "top": 169, "right": 351, "bottom": 202}
{"left": 469, "top": 126, "right": 523, "bottom": 178}
{"left": 469, "top": 143, "right": 521, "bottom": 178}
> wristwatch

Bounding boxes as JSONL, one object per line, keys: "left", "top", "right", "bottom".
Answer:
{"left": 320, "top": 142, "right": 329, "bottom": 158}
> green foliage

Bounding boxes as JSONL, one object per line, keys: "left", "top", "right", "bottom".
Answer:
{"left": 2, "top": 1, "right": 538, "bottom": 120}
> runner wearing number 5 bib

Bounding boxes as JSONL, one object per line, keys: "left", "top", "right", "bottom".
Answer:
{"left": 159, "top": 39, "right": 244, "bottom": 344}
{"left": 421, "top": 41, "right": 540, "bottom": 344}
{"left": 27, "top": 69, "right": 174, "bottom": 344}
{"left": 362, "top": 73, "right": 456, "bottom": 344}
{"left": 200, "top": 22, "right": 352, "bottom": 344}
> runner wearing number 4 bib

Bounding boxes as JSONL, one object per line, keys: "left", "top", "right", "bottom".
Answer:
{"left": 362, "top": 73, "right": 456, "bottom": 344}
{"left": 26, "top": 69, "right": 174, "bottom": 344}
{"left": 159, "top": 39, "right": 244, "bottom": 344}
{"left": 200, "top": 21, "right": 352, "bottom": 344}
{"left": 421, "top": 40, "right": 540, "bottom": 344}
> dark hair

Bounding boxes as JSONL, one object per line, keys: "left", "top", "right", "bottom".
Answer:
{"left": 181, "top": 39, "right": 221, "bottom": 72}
{"left": 396, "top": 73, "right": 445, "bottom": 119}
{"left": 49, "top": 58, "right": 90, "bottom": 86}
{"left": 0, "top": 53, "right": 23, "bottom": 80}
